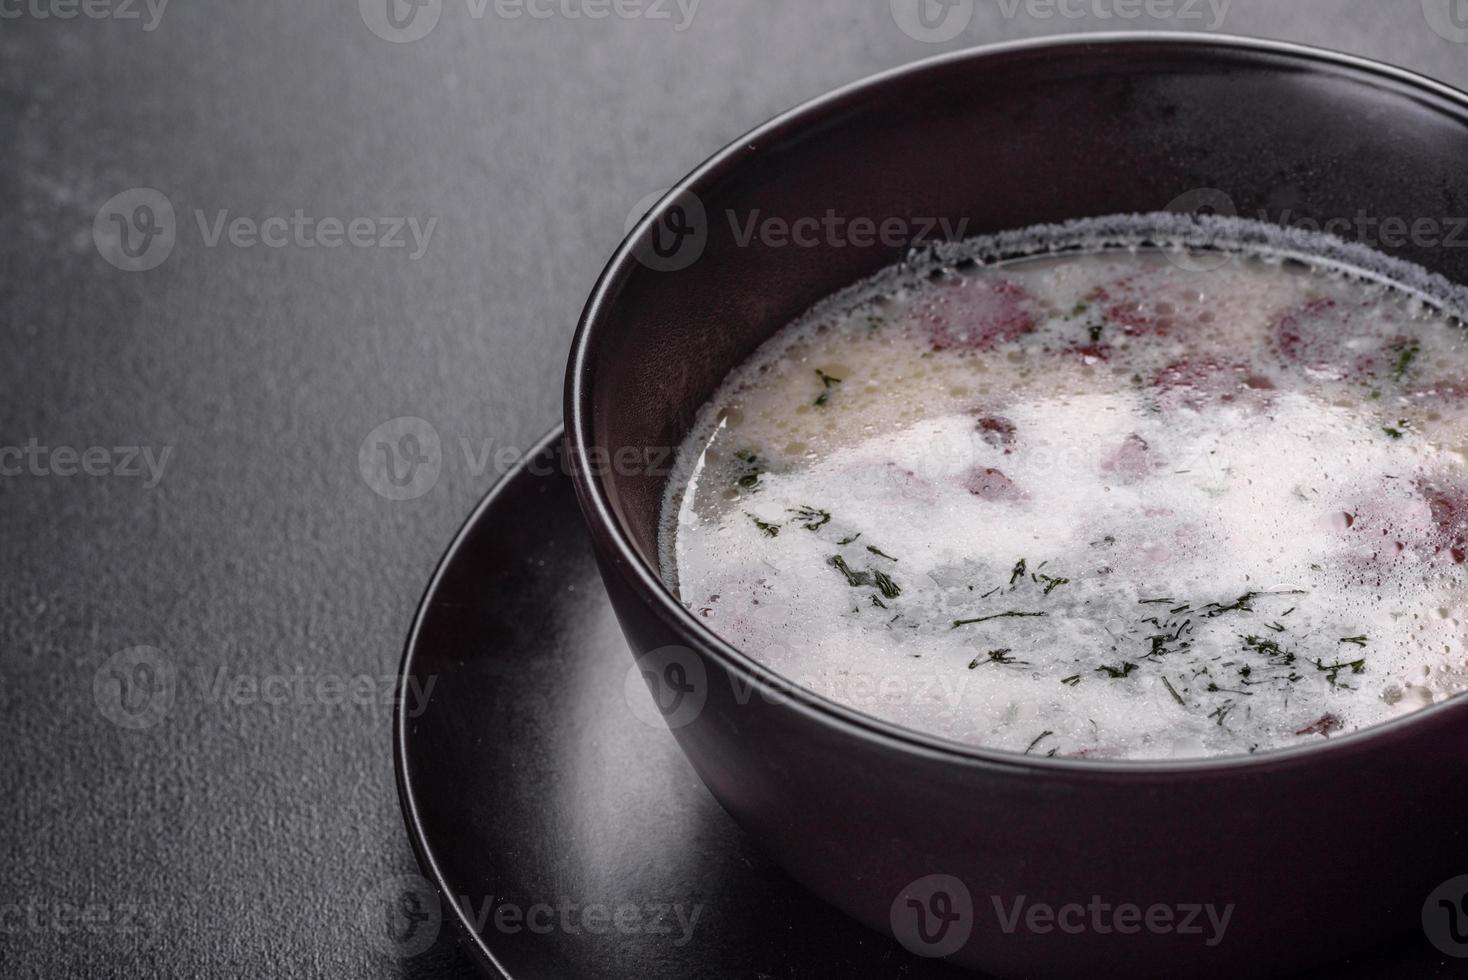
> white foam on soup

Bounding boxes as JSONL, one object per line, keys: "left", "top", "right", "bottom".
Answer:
{"left": 660, "top": 218, "right": 1468, "bottom": 760}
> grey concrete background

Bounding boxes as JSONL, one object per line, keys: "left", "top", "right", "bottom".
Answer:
{"left": 3, "top": 1, "right": 1467, "bottom": 976}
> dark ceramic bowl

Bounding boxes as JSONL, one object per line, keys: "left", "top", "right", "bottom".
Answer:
{"left": 565, "top": 34, "right": 1468, "bottom": 978}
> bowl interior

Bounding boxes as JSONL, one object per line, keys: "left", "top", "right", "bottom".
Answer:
{"left": 573, "top": 34, "right": 1468, "bottom": 598}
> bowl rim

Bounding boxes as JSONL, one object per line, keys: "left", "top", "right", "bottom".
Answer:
{"left": 566, "top": 31, "right": 1468, "bottom": 776}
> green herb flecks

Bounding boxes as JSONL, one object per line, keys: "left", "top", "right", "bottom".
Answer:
{"left": 1036, "top": 574, "right": 1070, "bottom": 595}
{"left": 952, "top": 611, "right": 1049, "bottom": 629}
{"left": 1393, "top": 341, "right": 1421, "bottom": 382}
{"left": 747, "top": 514, "right": 780, "bottom": 538}
{"left": 866, "top": 545, "right": 898, "bottom": 562}
{"left": 1314, "top": 657, "right": 1367, "bottom": 688}
{"left": 1025, "top": 731, "right": 1055, "bottom": 755}
{"left": 970, "top": 648, "right": 1028, "bottom": 669}
{"left": 828, "top": 556, "right": 871, "bottom": 588}
{"left": 1339, "top": 635, "right": 1369, "bottom": 648}
{"left": 872, "top": 569, "right": 902, "bottom": 600}
{"left": 813, "top": 369, "right": 844, "bottom": 407}
{"left": 1161, "top": 676, "right": 1187, "bottom": 706}
{"left": 1096, "top": 662, "right": 1139, "bottom": 679}
{"left": 1061, "top": 675, "right": 1082, "bottom": 687}
{"left": 789, "top": 506, "right": 831, "bottom": 531}
{"left": 1200, "top": 589, "right": 1306, "bottom": 619}
{"left": 1010, "top": 559, "right": 1028, "bottom": 586}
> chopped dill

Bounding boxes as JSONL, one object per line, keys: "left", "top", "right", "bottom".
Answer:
{"left": 1314, "top": 657, "right": 1367, "bottom": 687}
{"left": 952, "top": 611, "right": 1049, "bottom": 629}
{"left": 828, "top": 555, "right": 871, "bottom": 588}
{"left": 1096, "top": 662, "right": 1139, "bottom": 679}
{"left": 1061, "top": 675, "right": 1082, "bottom": 687}
{"left": 813, "top": 369, "right": 843, "bottom": 406}
{"left": 1161, "top": 676, "right": 1186, "bottom": 706}
{"left": 872, "top": 569, "right": 902, "bottom": 600}
{"left": 747, "top": 514, "right": 780, "bottom": 538}
{"left": 837, "top": 533, "right": 862, "bottom": 546}
{"left": 1339, "top": 635, "right": 1369, "bottom": 647}
{"left": 1393, "top": 341, "right": 1420, "bottom": 382}
{"left": 867, "top": 545, "right": 899, "bottom": 562}
{"left": 970, "top": 648, "right": 1027, "bottom": 668}
{"left": 1025, "top": 731, "right": 1055, "bottom": 755}
{"left": 1010, "top": 559, "right": 1028, "bottom": 585}
{"left": 1036, "top": 574, "right": 1070, "bottom": 595}
{"left": 789, "top": 506, "right": 832, "bottom": 531}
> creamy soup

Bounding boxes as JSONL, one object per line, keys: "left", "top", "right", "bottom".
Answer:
{"left": 660, "top": 218, "right": 1468, "bottom": 760}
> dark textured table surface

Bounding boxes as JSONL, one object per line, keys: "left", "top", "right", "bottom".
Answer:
{"left": 5, "top": 2, "right": 1468, "bottom": 977}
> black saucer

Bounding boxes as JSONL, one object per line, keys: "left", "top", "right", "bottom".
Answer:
{"left": 394, "top": 429, "right": 1458, "bottom": 979}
